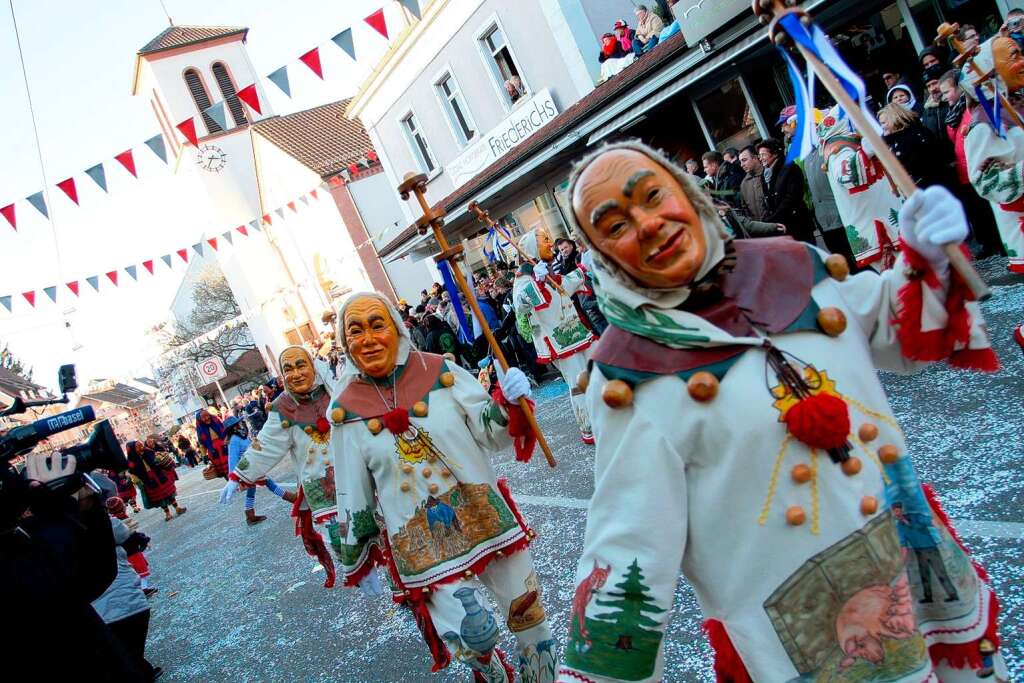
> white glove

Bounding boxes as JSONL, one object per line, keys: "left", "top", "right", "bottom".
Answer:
{"left": 860, "top": 135, "right": 876, "bottom": 158}
{"left": 532, "top": 261, "right": 549, "bottom": 282}
{"left": 359, "top": 571, "right": 385, "bottom": 597}
{"left": 219, "top": 480, "right": 239, "bottom": 504}
{"left": 498, "top": 367, "right": 532, "bottom": 402}
{"left": 899, "top": 186, "right": 968, "bottom": 271}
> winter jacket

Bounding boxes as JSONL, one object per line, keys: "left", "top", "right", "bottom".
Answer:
{"left": 763, "top": 158, "right": 816, "bottom": 243}
{"left": 921, "top": 96, "right": 952, "bottom": 151}
{"left": 884, "top": 122, "right": 949, "bottom": 189}
{"left": 707, "top": 161, "right": 746, "bottom": 208}
{"left": 635, "top": 12, "right": 665, "bottom": 43}
{"left": 948, "top": 105, "right": 973, "bottom": 186}
{"left": 90, "top": 518, "right": 150, "bottom": 624}
{"left": 740, "top": 170, "right": 768, "bottom": 219}
{"left": 803, "top": 148, "right": 843, "bottom": 232}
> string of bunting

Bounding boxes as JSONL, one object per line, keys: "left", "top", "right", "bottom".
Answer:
{"left": 1, "top": 4, "right": 405, "bottom": 228}
{"left": 0, "top": 185, "right": 326, "bottom": 314}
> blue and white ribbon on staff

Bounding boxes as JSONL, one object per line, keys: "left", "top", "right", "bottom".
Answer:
{"left": 436, "top": 260, "right": 474, "bottom": 344}
{"left": 974, "top": 83, "right": 1003, "bottom": 137}
{"left": 779, "top": 47, "right": 817, "bottom": 163}
{"left": 482, "top": 225, "right": 512, "bottom": 263}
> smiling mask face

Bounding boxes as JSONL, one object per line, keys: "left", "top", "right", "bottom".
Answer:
{"left": 572, "top": 148, "right": 707, "bottom": 289}
{"left": 994, "top": 36, "right": 1024, "bottom": 92}
{"left": 280, "top": 347, "right": 316, "bottom": 395}
{"left": 344, "top": 296, "right": 400, "bottom": 378}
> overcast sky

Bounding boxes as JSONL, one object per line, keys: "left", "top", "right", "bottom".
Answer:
{"left": 0, "top": 0, "right": 397, "bottom": 391}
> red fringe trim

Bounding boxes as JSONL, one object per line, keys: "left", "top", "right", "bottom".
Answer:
{"left": 893, "top": 240, "right": 998, "bottom": 372}
{"left": 342, "top": 542, "right": 386, "bottom": 589}
{"left": 474, "top": 648, "right": 516, "bottom": 682}
{"left": 228, "top": 472, "right": 240, "bottom": 482}
{"left": 492, "top": 386, "right": 537, "bottom": 463}
{"left": 497, "top": 477, "right": 532, "bottom": 535}
{"left": 702, "top": 619, "right": 753, "bottom": 683}
{"left": 290, "top": 487, "right": 336, "bottom": 588}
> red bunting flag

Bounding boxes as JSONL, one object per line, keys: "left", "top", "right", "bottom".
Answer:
{"left": 176, "top": 118, "right": 199, "bottom": 147}
{"left": 310, "top": 189, "right": 319, "bottom": 200}
{"left": 106, "top": 270, "right": 118, "bottom": 286}
{"left": 114, "top": 150, "right": 137, "bottom": 177}
{"left": 299, "top": 47, "right": 323, "bottom": 79}
{"left": 287, "top": 201, "right": 297, "bottom": 213}
{"left": 207, "top": 237, "right": 218, "bottom": 251}
{"left": 365, "top": 9, "right": 389, "bottom": 38}
{"left": 237, "top": 84, "right": 262, "bottom": 115}
{"left": 0, "top": 204, "right": 14, "bottom": 231}
{"left": 66, "top": 281, "right": 79, "bottom": 297}
{"left": 176, "top": 248, "right": 188, "bottom": 263}
{"left": 142, "top": 259, "right": 154, "bottom": 275}
{"left": 57, "top": 178, "right": 79, "bottom": 205}
{"left": 22, "top": 291, "right": 35, "bottom": 307}
{"left": 262, "top": 213, "right": 272, "bottom": 225}
{"left": 236, "top": 225, "right": 248, "bottom": 236}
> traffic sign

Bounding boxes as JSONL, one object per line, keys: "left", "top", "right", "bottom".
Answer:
{"left": 196, "top": 357, "right": 227, "bottom": 383}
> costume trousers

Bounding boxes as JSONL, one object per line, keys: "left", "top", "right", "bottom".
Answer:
{"left": 551, "top": 351, "right": 592, "bottom": 442}
{"left": 108, "top": 609, "right": 156, "bottom": 679}
{"left": 425, "top": 548, "right": 558, "bottom": 683}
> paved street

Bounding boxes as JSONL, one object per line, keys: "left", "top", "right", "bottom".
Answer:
{"left": 139, "top": 257, "right": 1023, "bottom": 682}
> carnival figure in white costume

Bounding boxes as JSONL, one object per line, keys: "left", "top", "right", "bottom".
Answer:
{"left": 513, "top": 226, "right": 596, "bottom": 443}
{"left": 558, "top": 141, "right": 1006, "bottom": 683}
{"left": 327, "top": 292, "right": 557, "bottom": 682}
{"left": 818, "top": 106, "right": 903, "bottom": 271}
{"left": 220, "top": 345, "right": 340, "bottom": 587}
{"left": 963, "top": 36, "right": 1024, "bottom": 273}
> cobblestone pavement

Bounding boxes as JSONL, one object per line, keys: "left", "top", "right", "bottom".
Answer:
{"left": 141, "top": 257, "right": 1022, "bottom": 681}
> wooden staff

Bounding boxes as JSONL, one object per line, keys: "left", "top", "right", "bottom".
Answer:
{"left": 468, "top": 201, "right": 567, "bottom": 295}
{"left": 398, "top": 173, "right": 557, "bottom": 468}
{"left": 936, "top": 22, "right": 1024, "bottom": 129}
{"left": 755, "top": 0, "right": 991, "bottom": 302}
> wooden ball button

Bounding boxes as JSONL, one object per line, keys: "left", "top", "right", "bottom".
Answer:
{"left": 858, "top": 423, "right": 878, "bottom": 443}
{"left": 785, "top": 506, "right": 806, "bottom": 526}
{"left": 428, "top": 484, "right": 439, "bottom": 494}
{"left": 877, "top": 444, "right": 900, "bottom": 464}
{"left": 841, "top": 456, "right": 862, "bottom": 476}
{"left": 602, "top": 379, "right": 634, "bottom": 408}
{"left": 400, "top": 481, "right": 411, "bottom": 492}
{"left": 304, "top": 425, "right": 314, "bottom": 435}
{"left": 825, "top": 254, "right": 850, "bottom": 281}
{"left": 421, "top": 467, "right": 432, "bottom": 479}
{"left": 400, "top": 463, "right": 413, "bottom": 474}
{"left": 576, "top": 370, "right": 590, "bottom": 393}
{"left": 330, "top": 408, "right": 346, "bottom": 424}
{"left": 791, "top": 463, "right": 812, "bottom": 484}
{"left": 440, "top": 468, "right": 451, "bottom": 478}
{"left": 413, "top": 401, "right": 428, "bottom": 417}
{"left": 817, "top": 307, "right": 847, "bottom": 337}
{"left": 687, "top": 371, "right": 719, "bottom": 402}
{"left": 281, "top": 420, "right": 291, "bottom": 429}
{"left": 860, "top": 496, "right": 879, "bottom": 515}
{"left": 367, "top": 418, "right": 383, "bottom": 435}
{"left": 440, "top": 372, "right": 455, "bottom": 387}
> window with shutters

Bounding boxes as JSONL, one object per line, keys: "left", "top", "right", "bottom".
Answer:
{"left": 435, "top": 70, "right": 476, "bottom": 146}
{"left": 211, "top": 62, "right": 248, "bottom": 127}
{"left": 399, "top": 111, "right": 437, "bottom": 174}
{"left": 477, "top": 21, "right": 528, "bottom": 108}
{"left": 183, "top": 68, "right": 223, "bottom": 134}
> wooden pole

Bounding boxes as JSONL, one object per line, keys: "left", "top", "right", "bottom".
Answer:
{"left": 936, "top": 22, "right": 1024, "bottom": 129}
{"left": 399, "top": 174, "right": 557, "bottom": 468}
{"left": 468, "top": 201, "right": 567, "bottom": 295}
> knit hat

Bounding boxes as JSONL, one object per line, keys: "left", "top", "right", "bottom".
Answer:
{"left": 922, "top": 64, "right": 945, "bottom": 84}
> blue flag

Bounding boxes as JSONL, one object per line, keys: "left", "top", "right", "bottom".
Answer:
{"left": 436, "top": 261, "right": 474, "bottom": 344}
{"left": 84, "top": 163, "right": 108, "bottom": 192}
{"left": 0, "top": 295, "right": 10, "bottom": 312}
{"left": 26, "top": 191, "right": 48, "bottom": 218}
{"left": 332, "top": 29, "right": 355, "bottom": 60}
{"left": 161, "top": 254, "right": 173, "bottom": 268}
{"left": 86, "top": 276, "right": 99, "bottom": 291}
{"left": 267, "top": 66, "right": 291, "bottom": 97}
{"left": 125, "top": 265, "right": 137, "bottom": 281}
{"left": 203, "top": 101, "right": 229, "bottom": 132}
{"left": 144, "top": 134, "right": 168, "bottom": 163}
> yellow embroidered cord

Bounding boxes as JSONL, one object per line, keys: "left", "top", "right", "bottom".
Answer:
{"left": 810, "top": 448, "right": 820, "bottom": 535}
{"left": 841, "top": 394, "right": 902, "bottom": 433}
{"left": 758, "top": 433, "right": 792, "bottom": 526}
{"left": 850, "top": 432, "right": 892, "bottom": 485}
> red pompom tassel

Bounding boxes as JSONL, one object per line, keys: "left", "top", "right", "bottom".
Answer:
{"left": 491, "top": 385, "right": 537, "bottom": 463}
{"left": 783, "top": 392, "right": 850, "bottom": 450}
{"left": 315, "top": 416, "right": 330, "bottom": 434}
{"left": 703, "top": 619, "right": 753, "bottom": 683}
{"left": 381, "top": 407, "right": 410, "bottom": 435}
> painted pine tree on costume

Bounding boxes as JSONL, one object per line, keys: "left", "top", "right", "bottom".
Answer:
{"left": 565, "top": 558, "right": 666, "bottom": 681}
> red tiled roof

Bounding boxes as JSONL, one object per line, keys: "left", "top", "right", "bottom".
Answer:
{"left": 138, "top": 25, "right": 247, "bottom": 56}
{"left": 379, "top": 33, "right": 689, "bottom": 257}
{"left": 0, "top": 366, "right": 51, "bottom": 403}
{"left": 252, "top": 99, "right": 375, "bottom": 179}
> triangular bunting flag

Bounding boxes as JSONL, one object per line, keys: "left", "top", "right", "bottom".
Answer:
{"left": 299, "top": 195, "right": 309, "bottom": 206}
{"left": 176, "top": 249, "right": 188, "bottom": 263}
{"left": 144, "top": 134, "right": 168, "bottom": 163}
{"left": 22, "top": 291, "right": 35, "bottom": 307}
{"left": 207, "top": 237, "right": 219, "bottom": 251}
{"left": 267, "top": 66, "right": 291, "bottom": 97}
{"left": 125, "top": 265, "right": 138, "bottom": 281}
{"left": 236, "top": 225, "right": 248, "bottom": 237}
{"left": 114, "top": 149, "right": 137, "bottom": 177}
{"left": 192, "top": 242, "right": 204, "bottom": 256}
{"left": 262, "top": 213, "right": 272, "bottom": 225}
{"left": 176, "top": 118, "right": 199, "bottom": 147}
{"left": 287, "top": 201, "right": 297, "bottom": 213}
{"left": 57, "top": 178, "right": 79, "bottom": 205}
{"left": 106, "top": 271, "right": 118, "bottom": 286}
{"left": 44, "top": 286, "right": 57, "bottom": 303}
{"left": 161, "top": 254, "right": 173, "bottom": 268}
{"left": 221, "top": 231, "right": 233, "bottom": 245}
{"left": 84, "top": 163, "right": 108, "bottom": 193}
{"left": 310, "top": 189, "right": 319, "bottom": 200}
{"left": 142, "top": 259, "right": 154, "bottom": 275}
{"left": 249, "top": 219, "right": 260, "bottom": 232}
{"left": 66, "top": 281, "right": 79, "bottom": 297}
{"left": 26, "top": 191, "right": 48, "bottom": 218}
{"left": 332, "top": 29, "right": 356, "bottom": 60}
{"left": 86, "top": 276, "right": 100, "bottom": 292}
{"left": 0, "top": 296, "right": 11, "bottom": 312}
{"left": 275, "top": 207, "right": 285, "bottom": 220}
{"left": 365, "top": 9, "right": 389, "bottom": 38}
{"left": 298, "top": 47, "right": 323, "bottom": 79}
{"left": 1, "top": 204, "right": 15, "bottom": 231}
{"left": 399, "top": 0, "right": 421, "bottom": 20}
{"left": 203, "top": 101, "right": 229, "bottom": 133}
{"left": 236, "top": 84, "right": 262, "bottom": 115}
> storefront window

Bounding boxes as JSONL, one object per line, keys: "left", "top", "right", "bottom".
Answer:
{"left": 694, "top": 78, "right": 760, "bottom": 151}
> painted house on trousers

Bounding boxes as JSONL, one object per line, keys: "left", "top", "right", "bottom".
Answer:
{"left": 130, "top": 24, "right": 431, "bottom": 372}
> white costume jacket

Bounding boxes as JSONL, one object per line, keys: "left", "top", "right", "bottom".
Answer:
{"left": 965, "top": 118, "right": 1024, "bottom": 272}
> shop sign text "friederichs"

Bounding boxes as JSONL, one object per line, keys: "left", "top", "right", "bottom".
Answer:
{"left": 447, "top": 88, "right": 558, "bottom": 187}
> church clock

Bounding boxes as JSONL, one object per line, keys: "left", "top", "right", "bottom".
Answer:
{"left": 196, "top": 144, "right": 228, "bottom": 173}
